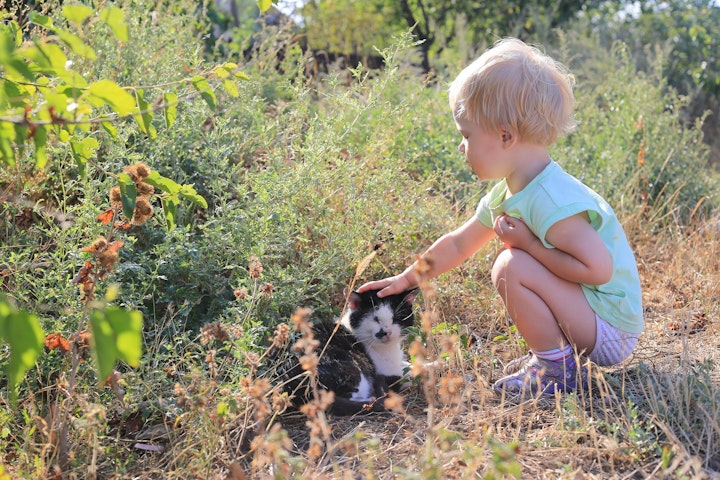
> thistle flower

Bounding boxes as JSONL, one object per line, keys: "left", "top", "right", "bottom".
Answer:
{"left": 234, "top": 287, "right": 249, "bottom": 300}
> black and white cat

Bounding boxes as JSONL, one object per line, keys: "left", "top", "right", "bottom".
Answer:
{"left": 280, "top": 288, "right": 418, "bottom": 415}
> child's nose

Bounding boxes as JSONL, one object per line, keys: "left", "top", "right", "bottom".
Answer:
{"left": 458, "top": 142, "right": 465, "bottom": 153}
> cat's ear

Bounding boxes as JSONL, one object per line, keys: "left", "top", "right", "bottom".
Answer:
{"left": 347, "top": 291, "right": 363, "bottom": 310}
{"left": 402, "top": 288, "right": 420, "bottom": 304}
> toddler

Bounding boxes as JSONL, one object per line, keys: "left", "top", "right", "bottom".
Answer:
{"left": 359, "top": 38, "right": 643, "bottom": 397}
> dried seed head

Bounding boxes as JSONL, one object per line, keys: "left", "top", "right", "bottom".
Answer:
{"left": 234, "top": 287, "right": 249, "bottom": 300}
{"left": 97, "top": 250, "right": 119, "bottom": 269}
{"left": 109, "top": 186, "right": 122, "bottom": 205}
{"left": 244, "top": 352, "right": 260, "bottom": 368}
{"left": 83, "top": 236, "right": 108, "bottom": 254}
{"left": 383, "top": 391, "right": 405, "bottom": 414}
{"left": 136, "top": 182, "right": 155, "bottom": 197}
{"left": 248, "top": 377, "right": 271, "bottom": 399}
{"left": 439, "top": 373, "right": 464, "bottom": 404}
{"left": 272, "top": 323, "right": 290, "bottom": 348}
{"left": 272, "top": 391, "right": 292, "bottom": 412}
{"left": 131, "top": 197, "right": 154, "bottom": 225}
{"left": 135, "top": 163, "right": 150, "bottom": 179}
{"left": 200, "top": 322, "right": 230, "bottom": 345}
{"left": 248, "top": 256, "right": 263, "bottom": 280}
{"left": 300, "top": 353, "right": 319, "bottom": 372}
{"left": 317, "top": 390, "right": 335, "bottom": 411}
{"left": 260, "top": 282, "right": 273, "bottom": 298}
{"left": 123, "top": 165, "right": 140, "bottom": 183}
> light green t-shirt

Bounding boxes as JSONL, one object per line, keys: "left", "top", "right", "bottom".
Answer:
{"left": 476, "top": 160, "right": 644, "bottom": 334}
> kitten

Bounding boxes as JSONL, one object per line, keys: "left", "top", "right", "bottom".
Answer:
{"left": 280, "top": 288, "right": 418, "bottom": 415}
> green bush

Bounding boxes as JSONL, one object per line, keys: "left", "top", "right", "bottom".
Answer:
{"left": 552, "top": 34, "right": 716, "bottom": 231}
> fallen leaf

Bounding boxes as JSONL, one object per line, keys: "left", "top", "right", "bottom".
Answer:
{"left": 97, "top": 208, "right": 114, "bottom": 225}
{"left": 44, "top": 333, "right": 71, "bottom": 354}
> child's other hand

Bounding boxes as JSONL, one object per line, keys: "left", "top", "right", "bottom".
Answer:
{"left": 493, "top": 214, "right": 538, "bottom": 251}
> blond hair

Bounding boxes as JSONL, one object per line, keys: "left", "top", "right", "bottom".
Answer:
{"left": 448, "top": 38, "right": 577, "bottom": 146}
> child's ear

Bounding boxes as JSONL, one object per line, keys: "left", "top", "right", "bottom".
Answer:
{"left": 501, "top": 129, "right": 516, "bottom": 148}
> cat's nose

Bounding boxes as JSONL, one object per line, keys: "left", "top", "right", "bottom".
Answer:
{"left": 375, "top": 329, "right": 387, "bottom": 339}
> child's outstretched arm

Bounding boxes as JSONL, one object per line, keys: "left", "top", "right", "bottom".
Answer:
{"left": 359, "top": 216, "right": 495, "bottom": 297}
{"left": 494, "top": 213, "right": 613, "bottom": 285}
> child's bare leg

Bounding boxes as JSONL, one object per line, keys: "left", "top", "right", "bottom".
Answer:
{"left": 491, "top": 248, "right": 597, "bottom": 354}
{"left": 491, "top": 248, "right": 598, "bottom": 396}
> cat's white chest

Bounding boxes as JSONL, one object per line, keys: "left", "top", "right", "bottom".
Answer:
{"left": 366, "top": 343, "right": 407, "bottom": 377}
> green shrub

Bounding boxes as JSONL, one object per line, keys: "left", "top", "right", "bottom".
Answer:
{"left": 552, "top": 35, "right": 716, "bottom": 231}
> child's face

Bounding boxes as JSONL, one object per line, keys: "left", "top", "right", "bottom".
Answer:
{"left": 454, "top": 117, "right": 509, "bottom": 181}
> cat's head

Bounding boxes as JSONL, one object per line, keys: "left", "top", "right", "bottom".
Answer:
{"left": 342, "top": 288, "right": 419, "bottom": 346}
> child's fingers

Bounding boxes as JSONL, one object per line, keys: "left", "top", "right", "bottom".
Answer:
{"left": 357, "top": 278, "right": 392, "bottom": 293}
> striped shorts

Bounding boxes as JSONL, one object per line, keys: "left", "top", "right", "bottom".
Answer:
{"left": 587, "top": 314, "right": 640, "bottom": 367}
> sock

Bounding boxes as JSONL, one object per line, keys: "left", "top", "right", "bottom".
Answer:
{"left": 531, "top": 344, "right": 573, "bottom": 362}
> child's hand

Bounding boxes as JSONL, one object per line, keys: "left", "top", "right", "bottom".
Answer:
{"left": 493, "top": 214, "right": 539, "bottom": 251}
{"left": 357, "top": 274, "right": 413, "bottom": 298}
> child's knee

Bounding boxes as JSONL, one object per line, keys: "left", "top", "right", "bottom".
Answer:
{"left": 491, "top": 248, "right": 531, "bottom": 286}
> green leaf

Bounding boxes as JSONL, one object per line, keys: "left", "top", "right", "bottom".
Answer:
{"left": 57, "top": 30, "right": 96, "bottom": 60}
{"left": 90, "top": 307, "right": 143, "bottom": 383}
{"left": 88, "top": 80, "right": 135, "bottom": 117}
{"left": 0, "top": 121, "right": 17, "bottom": 166}
{"left": 191, "top": 76, "right": 216, "bottom": 110}
{"left": 100, "top": 7, "right": 129, "bottom": 41}
{"left": 28, "top": 12, "right": 53, "bottom": 28}
{"left": 101, "top": 121, "right": 118, "bottom": 140}
{"left": 62, "top": 5, "right": 94, "bottom": 25}
{"left": 163, "top": 92, "right": 178, "bottom": 129}
{"left": 179, "top": 184, "right": 208, "bottom": 208}
{"left": 1, "top": 80, "right": 25, "bottom": 109}
{"left": 0, "top": 297, "right": 44, "bottom": 405}
{"left": 144, "top": 170, "right": 181, "bottom": 194}
{"left": 257, "top": 0, "right": 272, "bottom": 13}
{"left": 22, "top": 42, "right": 67, "bottom": 72}
{"left": 162, "top": 196, "right": 178, "bottom": 231}
{"left": 118, "top": 172, "right": 137, "bottom": 220}
{"left": 69, "top": 136, "right": 98, "bottom": 177}
{"left": 105, "top": 308, "right": 143, "bottom": 366}
{"left": 133, "top": 90, "right": 157, "bottom": 140}
{"left": 33, "top": 125, "right": 48, "bottom": 169}
{"left": 69, "top": 136, "right": 98, "bottom": 158}
{"left": 222, "top": 78, "right": 238, "bottom": 97}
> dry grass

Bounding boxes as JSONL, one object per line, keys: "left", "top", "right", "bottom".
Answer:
{"left": 5, "top": 218, "right": 718, "bottom": 480}
{"left": 205, "top": 216, "right": 720, "bottom": 479}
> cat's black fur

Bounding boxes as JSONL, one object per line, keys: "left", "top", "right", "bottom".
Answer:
{"left": 279, "top": 288, "right": 418, "bottom": 416}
